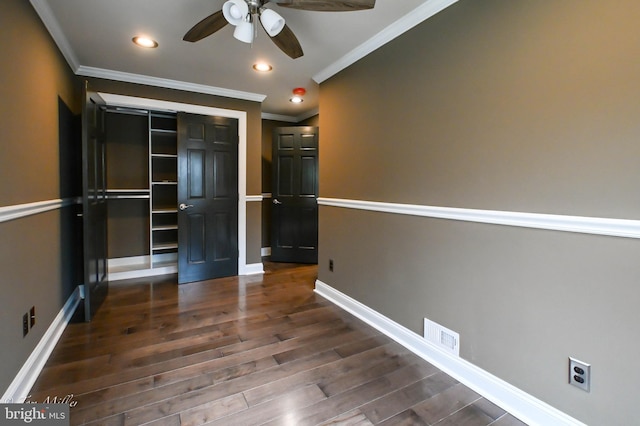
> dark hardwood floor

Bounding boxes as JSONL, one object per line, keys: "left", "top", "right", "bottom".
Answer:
{"left": 29, "top": 262, "right": 527, "bottom": 425}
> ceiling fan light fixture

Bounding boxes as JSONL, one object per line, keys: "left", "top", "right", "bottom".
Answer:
{"left": 223, "top": 0, "right": 249, "bottom": 26}
{"left": 260, "top": 9, "right": 285, "bottom": 37}
{"left": 233, "top": 20, "right": 254, "bottom": 43}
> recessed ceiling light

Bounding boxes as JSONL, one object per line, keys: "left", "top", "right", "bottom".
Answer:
{"left": 132, "top": 36, "right": 158, "bottom": 48}
{"left": 290, "top": 96, "right": 304, "bottom": 104}
{"left": 253, "top": 63, "right": 273, "bottom": 72}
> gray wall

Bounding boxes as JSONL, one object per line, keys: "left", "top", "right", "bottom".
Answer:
{"left": 0, "top": 0, "right": 80, "bottom": 396}
{"left": 318, "top": 1, "right": 640, "bottom": 425}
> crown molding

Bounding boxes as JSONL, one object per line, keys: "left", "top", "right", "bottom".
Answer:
{"left": 78, "top": 66, "right": 266, "bottom": 103}
{"left": 29, "top": 0, "right": 268, "bottom": 105}
{"left": 29, "top": 0, "right": 80, "bottom": 71}
{"left": 296, "top": 107, "right": 320, "bottom": 122}
{"left": 261, "top": 113, "right": 299, "bottom": 123}
{"left": 31, "top": 0, "right": 454, "bottom": 110}
{"left": 262, "top": 107, "right": 319, "bottom": 123}
{"left": 313, "top": 0, "right": 459, "bottom": 84}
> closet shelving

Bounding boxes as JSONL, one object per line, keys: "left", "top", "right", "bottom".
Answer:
{"left": 149, "top": 113, "right": 178, "bottom": 269}
{"left": 105, "top": 189, "right": 150, "bottom": 200}
{"left": 105, "top": 108, "right": 179, "bottom": 280}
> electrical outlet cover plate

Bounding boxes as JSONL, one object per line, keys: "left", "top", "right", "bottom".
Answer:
{"left": 569, "top": 357, "right": 591, "bottom": 392}
{"left": 22, "top": 313, "right": 29, "bottom": 337}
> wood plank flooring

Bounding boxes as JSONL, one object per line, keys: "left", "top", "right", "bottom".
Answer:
{"left": 29, "top": 262, "right": 527, "bottom": 425}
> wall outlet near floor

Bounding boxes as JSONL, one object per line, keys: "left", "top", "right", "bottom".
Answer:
{"left": 569, "top": 357, "right": 591, "bottom": 392}
{"left": 22, "top": 313, "right": 29, "bottom": 337}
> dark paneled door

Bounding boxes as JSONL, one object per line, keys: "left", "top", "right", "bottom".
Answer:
{"left": 177, "top": 113, "right": 239, "bottom": 284}
{"left": 81, "top": 81, "right": 108, "bottom": 321}
{"left": 271, "top": 126, "right": 319, "bottom": 264}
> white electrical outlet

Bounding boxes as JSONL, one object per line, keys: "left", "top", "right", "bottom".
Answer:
{"left": 569, "top": 357, "right": 591, "bottom": 392}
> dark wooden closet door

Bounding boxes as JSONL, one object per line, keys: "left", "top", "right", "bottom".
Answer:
{"left": 81, "top": 81, "right": 108, "bottom": 321}
{"left": 177, "top": 113, "right": 238, "bottom": 284}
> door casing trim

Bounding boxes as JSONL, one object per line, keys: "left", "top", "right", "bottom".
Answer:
{"left": 98, "top": 93, "right": 252, "bottom": 274}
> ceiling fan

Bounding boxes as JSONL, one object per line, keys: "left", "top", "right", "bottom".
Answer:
{"left": 183, "top": 0, "right": 376, "bottom": 59}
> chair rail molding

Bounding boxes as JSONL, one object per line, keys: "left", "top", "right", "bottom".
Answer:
{"left": 0, "top": 198, "right": 79, "bottom": 223}
{"left": 317, "top": 197, "right": 640, "bottom": 239}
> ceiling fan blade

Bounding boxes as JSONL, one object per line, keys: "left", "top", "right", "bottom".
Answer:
{"left": 183, "top": 10, "right": 228, "bottom": 42}
{"left": 274, "top": 0, "right": 375, "bottom": 12}
{"left": 269, "top": 24, "right": 304, "bottom": 59}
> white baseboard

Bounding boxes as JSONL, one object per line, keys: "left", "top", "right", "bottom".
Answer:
{"left": 314, "top": 280, "right": 587, "bottom": 426}
{"left": 243, "top": 262, "right": 265, "bottom": 276}
{"left": 261, "top": 247, "right": 272, "bottom": 257}
{"left": 109, "top": 255, "right": 263, "bottom": 280}
{"left": 111, "top": 263, "right": 264, "bottom": 280}
{"left": 1, "top": 287, "right": 81, "bottom": 404}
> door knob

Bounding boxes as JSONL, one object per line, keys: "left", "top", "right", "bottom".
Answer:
{"left": 179, "top": 203, "right": 194, "bottom": 211}
{"left": 273, "top": 199, "right": 282, "bottom": 205}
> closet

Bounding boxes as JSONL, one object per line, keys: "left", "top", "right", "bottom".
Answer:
{"left": 105, "top": 107, "right": 179, "bottom": 280}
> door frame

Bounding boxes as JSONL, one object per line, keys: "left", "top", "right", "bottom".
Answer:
{"left": 98, "top": 93, "right": 254, "bottom": 275}
{"left": 271, "top": 126, "right": 319, "bottom": 264}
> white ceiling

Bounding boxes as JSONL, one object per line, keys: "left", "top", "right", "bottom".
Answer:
{"left": 30, "top": 0, "right": 457, "bottom": 121}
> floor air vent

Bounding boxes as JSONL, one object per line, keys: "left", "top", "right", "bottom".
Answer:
{"left": 424, "top": 318, "right": 460, "bottom": 357}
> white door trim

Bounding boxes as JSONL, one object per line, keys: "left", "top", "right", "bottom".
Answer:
{"left": 99, "top": 93, "right": 252, "bottom": 274}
